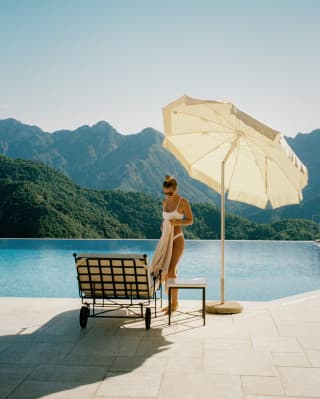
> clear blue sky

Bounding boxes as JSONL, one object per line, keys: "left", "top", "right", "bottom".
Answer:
{"left": 0, "top": 0, "right": 319, "bottom": 136}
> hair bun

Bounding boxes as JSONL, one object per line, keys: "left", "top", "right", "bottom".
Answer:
{"left": 163, "top": 175, "right": 178, "bottom": 188}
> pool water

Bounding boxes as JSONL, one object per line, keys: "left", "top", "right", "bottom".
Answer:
{"left": 0, "top": 239, "right": 319, "bottom": 301}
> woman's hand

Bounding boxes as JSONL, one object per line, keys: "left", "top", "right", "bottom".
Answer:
{"left": 170, "top": 218, "right": 176, "bottom": 226}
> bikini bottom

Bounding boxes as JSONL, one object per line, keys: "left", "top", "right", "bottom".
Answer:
{"left": 173, "top": 232, "right": 184, "bottom": 241}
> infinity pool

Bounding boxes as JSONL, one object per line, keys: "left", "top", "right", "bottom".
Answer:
{"left": 0, "top": 239, "right": 319, "bottom": 301}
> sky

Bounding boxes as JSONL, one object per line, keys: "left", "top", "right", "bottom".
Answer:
{"left": 0, "top": 0, "right": 319, "bottom": 137}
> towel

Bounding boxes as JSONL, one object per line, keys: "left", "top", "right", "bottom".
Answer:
{"left": 149, "top": 219, "right": 174, "bottom": 283}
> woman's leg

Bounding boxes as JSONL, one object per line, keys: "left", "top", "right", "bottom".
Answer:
{"left": 166, "top": 235, "right": 184, "bottom": 310}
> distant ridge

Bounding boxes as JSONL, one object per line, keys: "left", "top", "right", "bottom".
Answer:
{"left": 1, "top": 118, "right": 320, "bottom": 222}
{"left": 0, "top": 118, "right": 218, "bottom": 204}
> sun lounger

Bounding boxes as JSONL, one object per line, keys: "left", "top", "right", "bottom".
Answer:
{"left": 73, "top": 253, "right": 162, "bottom": 329}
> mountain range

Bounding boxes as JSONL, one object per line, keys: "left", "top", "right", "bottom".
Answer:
{"left": 0, "top": 118, "right": 319, "bottom": 222}
{"left": 0, "top": 118, "right": 217, "bottom": 204}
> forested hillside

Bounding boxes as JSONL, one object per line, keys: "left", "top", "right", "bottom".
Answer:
{"left": 0, "top": 155, "right": 161, "bottom": 238}
{"left": 1, "top": 155, "right": 319, "bottom": 240}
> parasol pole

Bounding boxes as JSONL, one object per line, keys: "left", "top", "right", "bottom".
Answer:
{"left": 220, "top": 135, "right": 240, "bottom": 304}
{"left": 221, "top": 159, "right": 226, "bottom": 303}
{"left": 206, "top": 135, "right": 243, "bottom": 314}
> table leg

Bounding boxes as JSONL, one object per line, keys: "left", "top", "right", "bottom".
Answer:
{"left": 203, "top": 287, "right": 206, "bottom": 325}
{"left": 168, "top": 287, "right": 171, "bottom": 325}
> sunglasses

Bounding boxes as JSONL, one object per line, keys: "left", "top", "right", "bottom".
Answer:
{"left": 164, "top": 191, "right": 174, "bottom": 196}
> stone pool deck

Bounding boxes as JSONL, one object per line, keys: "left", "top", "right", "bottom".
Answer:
{"left": 0, "top": 291, "right": 320, "bottom": 399}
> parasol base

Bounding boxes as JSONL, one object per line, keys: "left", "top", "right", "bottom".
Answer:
{"left": 206, "top": 300, "right": 243, "bottom": 314}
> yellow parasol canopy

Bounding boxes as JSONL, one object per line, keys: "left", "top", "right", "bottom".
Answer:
{"left": 163, "top": 95, "right": 307, "bottom": 209}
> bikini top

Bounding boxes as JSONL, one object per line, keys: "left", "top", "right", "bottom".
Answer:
{"left": 162, "top": 197, "right": 184, "bottom": 220}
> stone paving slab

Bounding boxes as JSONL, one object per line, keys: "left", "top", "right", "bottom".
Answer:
{"left": 246, "top": 396, "right": 320, "bottom": 399}
{"left": 0, "top": 292, "right": 319, "bottom": 399}
{"left": 278, "top": 367, "right": 320, "bottom": 397}
{"left": 271, "top": 352, "right": 310, "bottom": 367}
{"left": 241, "top": 376, "right": 284, "bottom": 396}
{"left": 158, "top": 373, "right": 243, "bottom": 399}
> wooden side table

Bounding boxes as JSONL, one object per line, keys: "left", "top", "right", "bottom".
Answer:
{"left": 167, "top": 278, "right": 207, "bottom": 325}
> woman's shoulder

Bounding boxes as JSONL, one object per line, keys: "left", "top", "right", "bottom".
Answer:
{"left": 179, "top": 196, "right": 190, "bottom": 206}
{"left": 179, "top": 195, "right": 189, "bottom": 201}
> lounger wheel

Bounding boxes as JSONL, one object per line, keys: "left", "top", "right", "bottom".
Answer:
{"left": 145, "top": 307, "right": 151, "bottom": 330}
{"left": 80, "top": 306, "right": 89, "bottom": 328}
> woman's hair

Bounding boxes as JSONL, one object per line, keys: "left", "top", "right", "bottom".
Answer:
{"left": 163, "top": 175, "right": 178, "bottom": 189}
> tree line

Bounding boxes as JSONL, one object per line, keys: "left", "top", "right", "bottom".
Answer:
{"left": 0, "top": 155, "right": 319, "bottom": 240}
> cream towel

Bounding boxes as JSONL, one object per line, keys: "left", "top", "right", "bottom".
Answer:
{"left": 150, "top": 219, "right": 174, "bottom": 283}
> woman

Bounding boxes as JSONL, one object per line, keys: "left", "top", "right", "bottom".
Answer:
{"left": 161, "top": 175, "right": 193, "bottom": 312}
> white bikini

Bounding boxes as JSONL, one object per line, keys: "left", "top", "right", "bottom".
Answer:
{"left": 162, "top": 198, "right": 184, "bottom": 241}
